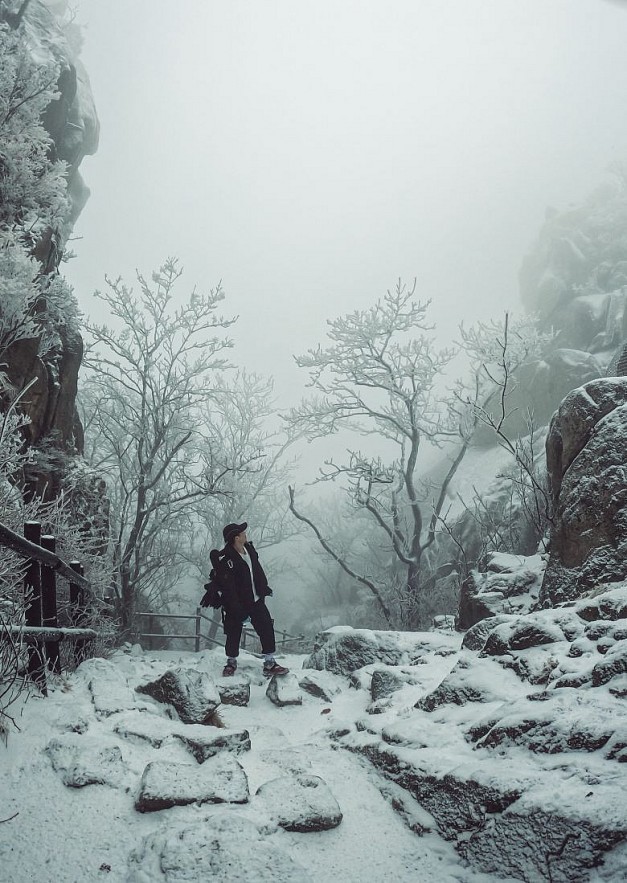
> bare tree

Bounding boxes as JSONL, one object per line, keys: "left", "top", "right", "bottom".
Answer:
{"left": 287, "top": 279, "right": 463, "bottom": 626}
{"left": 286, "top": 282, "right": 552, "bottom": 627}
{"left": 190, "top": 369, "right": 300, "bottom": 574}
{"left": 80, "top": 259, "right": 236, "bottom": 632}
{"left": 456, "top": 313, "right": 553, "bottom": 550}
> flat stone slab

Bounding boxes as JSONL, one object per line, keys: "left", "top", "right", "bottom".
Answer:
{"left": 171, "top": 725, "right": 251, "bottom": 762}
{"left": 135, "top": 754, "right": 249, "bottom": 812}
{"left": 45, "top": 733, "right": 127, "bottom": 788}
{"left": 136, "top": 667, "right": 221, "bottom": 724}
{"left": 84, "top": 660, "right": 137, "bottom": 717}
{"left": 127, "top": 816, "right": 312, "bottom": 881}
{"left": 266, "top": 673, "right": 303, "bottom": 707}
{"left": 113, "top": 710, "right": 176, "bottom": 747}
{"left": 113, "top": 710, "right": 250, "bottom": 761}
{"left": 255, "top": 774, "right": 343, "bottom": 832}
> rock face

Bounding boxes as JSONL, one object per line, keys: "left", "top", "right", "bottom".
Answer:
{"left": 541, "top": 378, "right": 627, "bottom": 605}
{"left": 346, "top": 586, "right": 627, "bottom": 882}
{"left": 1, "top": 4, "right": 99, "bottom": 479}
{"left": 519, "top": 182, "right": 627, "bottom": 355}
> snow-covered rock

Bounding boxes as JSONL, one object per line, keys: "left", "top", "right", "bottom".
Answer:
{"left": 366, "top": 665, "right": 425, "bottom": 713}
{"left": 81, "top": 658, "right": 138, "bottom": 717}
{"left": 45, "top": 732, "right": 127, "bottom": 788}
{"left": 112, "top": 710, "right": 250, "bottom": 762}
{"left": 370, "top": 667, "right": 408, "bottom": 701}
{"left": 170, "top": 726, "right": 251, "bottom": 763}
{"left": 336, "top": 589, "right": 627, "bottom": 880}
{"left": 266, "top": 673, "right": 303, "bottom": 707}
{"left": 416, "top": 652, "right": 523, "bottom": 710}
{"left": 135, "top": 754, "right": 249, "bottom": 812}
{"left": 298, "top": 670, "right": 344, "bottom": 701}
{"left": 542, "top": 378, "right": 627, "bottom": 604}
{"left": 255, "top": 774, "right": 343, "bottom": 832}
{"left": 112, "top": 710, "right": 177, "bottom": 747}
{"left": 458, "top": 552, "right": 545, "bottom": 629}
{"left": 356, "top": 734, "right": 627, "bottom": 882}
{"left": 576, "top": 583, "right": 627, "bottom": 622}
{"left": 217, "top": 677, "right": 250, "bottom": 706}
{"left": 304, "top": 626, "right": 457, "bottom": 675}
{"left": 135, "top": 666, "right": 221, "bottom": 724}
{"left": 127, "top": 816, "right": 312, "bottom": 882}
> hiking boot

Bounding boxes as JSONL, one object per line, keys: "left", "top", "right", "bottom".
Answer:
{"left": 263, "top": 662, "right": 289, "bottom": 677}
{"left": 222, "top": 662, "right": 237, "bottom": 676}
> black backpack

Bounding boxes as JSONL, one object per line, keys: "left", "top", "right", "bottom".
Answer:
{"left": 199, "top": 549, "right": 229, "bottom": 609}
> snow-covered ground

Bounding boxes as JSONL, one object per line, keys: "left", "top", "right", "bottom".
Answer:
{"left": 1, "top": 641, "right": 504, "bottom": 883}
{"left": 2, "top": 600, "right": 626, "bottom": 883}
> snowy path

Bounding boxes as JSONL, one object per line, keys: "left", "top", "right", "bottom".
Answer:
{"left": 0, "top": 647, "right": 500, "bottom": 883}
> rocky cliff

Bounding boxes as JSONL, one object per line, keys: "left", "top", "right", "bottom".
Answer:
{"left": 1, "top": 0, "right": 98, "bottom": 495}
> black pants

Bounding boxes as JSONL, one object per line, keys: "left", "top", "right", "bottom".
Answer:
{"left": 224, "top": 599, "right": 276, "bottom": 658}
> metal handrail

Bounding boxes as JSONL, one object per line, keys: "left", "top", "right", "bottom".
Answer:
{"left": 137, "top": 608, "right": 305, "bottom": 653}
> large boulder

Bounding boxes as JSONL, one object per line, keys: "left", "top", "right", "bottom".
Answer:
{"left": 304, "top": 627, "right": 456, "bottom": 676}
{"left": 541, "top": 378, "right": 627, "bottom": 605}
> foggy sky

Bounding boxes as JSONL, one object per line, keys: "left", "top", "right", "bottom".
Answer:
{"left": 67, "top": 0, "right": 627, "bottom": 406}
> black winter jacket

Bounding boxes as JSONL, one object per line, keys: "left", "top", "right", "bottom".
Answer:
{"left": 216, "top": 542, "right": 271, "bottom": 618}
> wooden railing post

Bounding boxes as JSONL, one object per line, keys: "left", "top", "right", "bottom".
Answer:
{"left": 41, "top": 534, "right": 61, "bottom": 675}
{"left": 69, "top": 561, "right": 87, "bottom": 665}
{"left": 24, "top": 521, "right": 46, "bottom": 694}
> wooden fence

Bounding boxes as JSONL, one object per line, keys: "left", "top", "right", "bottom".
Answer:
{"left": 0, "top": 520, "right": 95, "bottom": 696}
{"left": 137, "top": 608, "right": 306, "bottom": 655}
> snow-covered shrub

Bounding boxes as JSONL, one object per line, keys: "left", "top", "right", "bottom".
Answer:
{"left": 0, "top": 22, "right": 68, "bottom": 238}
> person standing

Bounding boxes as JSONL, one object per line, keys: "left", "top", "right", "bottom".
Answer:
{"left": 216, "top": 522, "right": 289, "bottom": 678}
